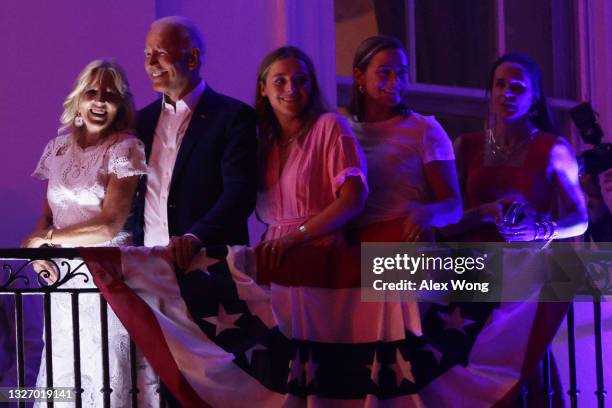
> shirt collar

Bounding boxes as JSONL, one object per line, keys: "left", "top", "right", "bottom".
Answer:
{"left": 162, "top": 79, "right": 206, "bottom": 113}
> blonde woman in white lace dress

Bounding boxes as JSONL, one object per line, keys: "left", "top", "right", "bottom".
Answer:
{"left": 22, "top": 60, "right": 157, "bottom": 407}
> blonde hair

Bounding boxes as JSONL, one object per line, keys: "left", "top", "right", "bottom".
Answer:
{"left": 59, "top": 60, "right": 136, "bottom": 136}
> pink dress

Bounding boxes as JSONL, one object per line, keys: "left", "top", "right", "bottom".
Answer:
{"left": 256, "top": 113, "right": 367, "bottom": 241}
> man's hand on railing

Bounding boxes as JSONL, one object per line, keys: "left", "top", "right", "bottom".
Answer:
{"left": 167, "top": 234, "right": 203, "bottom": 270}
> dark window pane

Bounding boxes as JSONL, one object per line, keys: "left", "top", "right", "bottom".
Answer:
{"left": 420, "top": 113, "right": 483, "bottom": 142}
{"left": 550, "top": 107, "right": 576, "bottom": 143}
{"left": 505, "top": 0, "right": 577, "bottom": 99}
{"left": 415, "top": 0, "right": 496, "bottom": 88}
{"left": 438, "top": 115, "right": 483, "bottom": 142}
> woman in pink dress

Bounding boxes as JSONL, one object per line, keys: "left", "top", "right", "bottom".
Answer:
{"left": 254, "top": 46, "right": 368, "bottom": 268}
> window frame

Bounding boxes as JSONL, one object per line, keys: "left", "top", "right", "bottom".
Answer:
{"left": 336, "top": 0, "right": 589, "bottom": 147}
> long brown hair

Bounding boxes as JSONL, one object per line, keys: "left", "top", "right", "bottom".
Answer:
{"left": 349, "top": 35, "right": 411, "bottom": 122}
{"left": 255, "top": 46, "right": 327, "bottom": 154}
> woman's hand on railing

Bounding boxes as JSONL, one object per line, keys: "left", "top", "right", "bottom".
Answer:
{"left": 20, "top": 234, "right": 48, "bottom": 249}
{"left": 32, "top": 260, "right": 59, "bottom": 284}
{"left": 254, "top": 235, "right": 299, "bottom": 271}
{"left": 19, "top": 229, "right": 53, "bottom": 248}
{"left": 401, "top": 205, "right": 433, "bottom": 242}
{"left": 20, "top": 234, "right": 59, "bottom": 283}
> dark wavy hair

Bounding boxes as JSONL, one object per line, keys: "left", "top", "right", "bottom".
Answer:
{"left": 349, "top": 35, "right": 411, "bottom": 122}
{"left": 487, "top": 53, "right": 555, "bottom": 132}
{"left": 255, "top": 46, "right": 327, "bottom": 153}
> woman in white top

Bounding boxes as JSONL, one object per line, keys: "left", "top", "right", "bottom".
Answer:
{"left": 348, "top": 35, "right": 462, "bottom": 242}
{"left": 22, "top": 60, "right": 154, "bottom": 407}
{"left": 23, "top": 60, "right": 145, "bottom": 249}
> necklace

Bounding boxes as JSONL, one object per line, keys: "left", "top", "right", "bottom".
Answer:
{"left": 487, "top": 128, "right": 538, "bottom": 160}
{"left": 277, "top": 137, "right": 295, "bottom": 148}
{"left": 277, "top": 127, "right": 307, "bottom": 148}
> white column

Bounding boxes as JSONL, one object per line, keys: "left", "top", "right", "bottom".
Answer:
{"left": 179, "top": 0, "right": 337, "bottom": 108}
{"left": 276, "top": 0, "right": 337, "bottom": 108}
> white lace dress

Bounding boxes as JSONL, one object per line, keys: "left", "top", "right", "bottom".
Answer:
{"left": 31, "top": 133, "right": 157, "bottom": 407}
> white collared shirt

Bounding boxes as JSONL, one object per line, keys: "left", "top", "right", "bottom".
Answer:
{"left": 143, "top": 80, "right": 206, "bottom": 247}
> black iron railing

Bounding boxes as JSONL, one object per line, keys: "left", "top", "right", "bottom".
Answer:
{"left": 0, "top": 248, "right": 160, "bottom": 408}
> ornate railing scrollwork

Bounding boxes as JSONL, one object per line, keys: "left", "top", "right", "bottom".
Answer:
{"left": 584, "top": 258, "right": 612, "bottom": 295}
{"left": 0, "top": 248, "right": 94, "bottom": 293}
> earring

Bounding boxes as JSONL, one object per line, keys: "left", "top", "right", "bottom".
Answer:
{"left": 358, "top": 85, "right": 365, "bottom": 94}
{"left": 528, "top": 95, "right": 539, "bottom": 118}
{"left": 74, "top": 113, "right": 84, "bottom": 127}
{"left": 528, "top": 105, "right": 538, "bottom": 119}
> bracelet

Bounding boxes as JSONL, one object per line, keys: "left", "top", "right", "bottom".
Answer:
{"left": 535, "top": 222, "right": 545, "bottom": 240}
{"left": 45, "top": 228, "right": 54, "bottom": 244}
{"left": 535, "top": 222, "right": 547, "bottom": 241}
{"left": 297, "top": 224, "right": 310, "bottom": 241}
{"left": 534, "top": 221, "right": 558, "bottom": 241}
{"left": 547, "top": 221, "right": 558, "bottom": 240}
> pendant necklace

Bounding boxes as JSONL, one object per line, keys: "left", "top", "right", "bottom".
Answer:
{"left": 277, "top": 136, "right": 295, "bottom": 148}
{"left": 487, "top": 128, "right": 539, "bottom": 160}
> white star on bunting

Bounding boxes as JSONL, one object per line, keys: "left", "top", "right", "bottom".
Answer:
{"left": 389, "top": 349, "right": 415, "bottom": 387}
{"left": 288, "top": 352, "right": 306, "bottom": 385}
{"left": 202, "top": 304, "right": 242, "bottom": 336}
{"left": 245, "top": 344, "right": 267, "bottom": 364}
{"left": 422, "top": 344, "right": 443, "bottom": 365}
{"left": 437, "top": 306, "right": 476, "bottom": 335}
{"left": 305, "top": 353, "right": 318, "bottom": 386}
{"left": 367, "top": 351, "right": 382, "bottom": 386}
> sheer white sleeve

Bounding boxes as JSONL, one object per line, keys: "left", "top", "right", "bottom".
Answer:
{"left": 31, "top": 138, "right": 57, "bottom": 180}
{"left": 107, "top": 135, "right": 147, "bottom": 178}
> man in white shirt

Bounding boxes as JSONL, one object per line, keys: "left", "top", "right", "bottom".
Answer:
{"left": 133, "top": 16, "right": 257, "bottom": 268}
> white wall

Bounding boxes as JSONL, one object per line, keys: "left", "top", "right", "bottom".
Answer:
{"left": 0, "top": 0, "right": 155, "bottom": 247}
